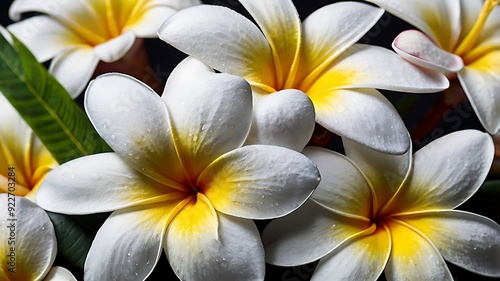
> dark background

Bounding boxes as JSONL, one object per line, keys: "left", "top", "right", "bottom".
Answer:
{"left": 1, "top": 1, "right": 497, "bottom": 280}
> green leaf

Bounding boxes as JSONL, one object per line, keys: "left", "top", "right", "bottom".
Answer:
{"left": 480, "top": 180, "right": 500, "bottom": 194}
{"left": 0, "top": 31, "right": 110, "bottom": 164}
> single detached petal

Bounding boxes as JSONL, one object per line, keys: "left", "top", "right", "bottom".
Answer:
{"left": 458, "top": 50, "right": 500, "bottom": 134}
{"left": 84, "top": 73, "right": 187, "bottom": 189}
{"left": 94, "top": 30, "right": 136, "bottom": 63}
{"left": 37, "top": 153, "right": 181, "bottom": 214}
{"left": 162, "top": 57, "right": 252, "bottom": 180}
{"left": 385, "top": 219, "right": 453, "bottom": 280}
{"left": 166, "top": 196, "right": 265, "bottom": 280}
{"left": 312, "top": 227, "right": 390, "bottom": 281}
{"left": 342, "top": 137, "right": 411, "bottom": 211}
{"left": 200, "top": 145, "right": 320, "bottom": 219}
{"left": 309, "top": 44, "right": 449, "bottom": 93}
{"left": 158, "top": 5, "right": 276, "bottom": 89}
{"left": 403, "top": 210, "right": 500, "bottom": 277}
{"left": 297, "top": 2, "right": 383, "bottom": 86}
{"left": 7, "top": 15, "right": 84, "bottom": 62}
{"left": 383, "top": 130, "right": 494, "bottom": 215}
{"left": 365, "top": 0, "right": 461, "bottom": 51}
{"left": 0, "top": 194, "right": 56, "bottom": 281}
{"left": 124, "top": 5, "right": 176, "bottom": 37}
{"left": 245, "top": 89, "right": 315, "bottom": 152}
{"left": 44, "top": 266, "right": 77, "bottom": 281}
{"left": 263, "top": 200, "right": 371, "bottom": 266}
{"left": 239, "top": 0, "right": 301, "bottom": 88}
{"left": 50, "top": 46, "right": 99, "bottom": 98}
{"left": 310, "top": 88, "right": 410, "bottom": 154}
{"left": 303, "top": 146, "right": 372, "bottom": 220}
{"left": 85, "top": 202, "right": 181, "bottom": 281}
{"left": 393, "top": 30, "right": 464, "bottom": 73}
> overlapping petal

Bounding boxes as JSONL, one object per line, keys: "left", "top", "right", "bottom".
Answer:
{"left": 263, "top": 200, "right": 371, "bottom": 266}
{"left": 312, "top": 227, "right": 390, "bottom": 281}
{"left": 124, "top": 5, "right": 177, "bottom": 37}
{"left": 383, "top": 130, "right": 494, "bottom": 215}
{"left": 458, "top": 50, "right": 500, "bottom": 134}
{"left": 245, "top": 89, "right": 315, "bottom": 152}
{"left": 385, "top": 220, "right": 454, "bottom": 280}
{"left": 84, "top": 73, "right": 187, "bottom": 189}
{"left": 93, "top": 30, "right": 136, "bottom": 62}
{"left": 158, "top": 5, "right": 276, "bottom": 90}
{"left": 84, "top": 202, "right": 182, "bottom": 281}
{"left": 297, "top": 2, "right": 383, "bottom": 86}
{"left": 402, "top": 210, "right": 500, "bottom": 277}
{"left": 166, "top": 197, "right": 265, "bottom": 281}
{"left": 44, "top": 267, "right": 77, "bottom": 281}
{"left": 303, "top": 146, "right": 372, "bottom": 220}
{"left": 50, "top": 46, "right": 99, "bottom": 98}
{"left": 364, "top": 0, "right": 462, "bottom": 51}
{"left": 162, "top": 57, "right": 252, "bottom": 180}
{"left": 37, "top": 153, "right": 183, "bottom": 214}
{"left": 309, "top": 44, "right": 449, "bottom": 93}
{"left": 200, "top": 145, "right": 319, "bottom": 219}
{"left": 0, "top": 195, "right": 56, "bottom": 281}
{"left": 310, "top": 88, "right": 410, "bottom": 154}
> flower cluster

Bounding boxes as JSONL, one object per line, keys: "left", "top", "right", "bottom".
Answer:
{"left": 0, "top": 0, "right": 499, "bottom": 280}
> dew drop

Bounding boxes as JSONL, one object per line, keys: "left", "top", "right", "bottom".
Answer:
{"left": 111, "top": 135, "right": 115, "bottom": 140}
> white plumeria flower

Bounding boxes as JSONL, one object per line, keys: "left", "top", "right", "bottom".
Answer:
{"left": 36, "top": 57, "right": 320, "bottom": 281}
{"left": 158, "top": 0, "right": 450, "bottom": 154}
{"left": 7, "top": 0, "right": 201, "bottom": 97}
{"left": 263, "top": 130, "right": 500, "bottom": 280}
{"left": 0, "top": 93, "right": 58, "bottom": 202}
{"left": 0, "top": 194, "right": 77, "bottom": 280}
{"left": 366, "top": 0, "right": 500, "bottom": 134}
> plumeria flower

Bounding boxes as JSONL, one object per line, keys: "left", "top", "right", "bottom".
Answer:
{"left": 0, "top": 93, "right": 58, "bottom": 202}
{"left": 263, "top": 130, "right": 500, "bottom": 280}
{"left": 36, "top": 57, "right": 320, "bottom": 280}
{"left": 7, "top": 0, "right": 200, "bottom": 97}
{"left": 365, "top": 0, "right": 500, "bottom": 134}
{"left": 158, "top": 0, "right": 449, "bottom": 154}
{"left": 0, "top": 194, "right": 77, "bottom": 280}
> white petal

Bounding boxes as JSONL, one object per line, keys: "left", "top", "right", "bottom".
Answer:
{"left": 263, "top": 200, "right": 371, "bottom": 266}
{"left": 84, "top": 73, "right": 187, "bottom": 189}
{"left": 311, "top": 44, "right": 449, "bottom": 93}
{"left": 200, "top": 145, "right": 320, "bottom": 219}
{"left": 302, "top": 146, "right": 372, "bottom": 220}
{"left": 393, "top": 30, "right": 464, "bottom": 73}
{"left": 84, "top": 203, "right": 178, "bottom": 281}
{"left": 365, "top": 0, "right": 461, "bottom": 51}
{"left": 342, "top": 137, "right": 412, "bottom": 211}
{"left": 124, "top": 6, "right": 176, "bottom": 37}
{"left": 385, "top": 219, "right": 453, "bottom": 280}
{"left": 166, "top": 202, "right": 265, "bottom": 280}
{"left": 7, "top": 15, "right": 84, "bottom": 62}
{"left": 297, "top": 2, "right": 383, "bottom": 85}
{"left": 384, "top": 130, "right": 494, "bottom": 215}
{"left": 239, "top": 0, "right": 301, "bottom": 88}
{"left": 93, "top": 30, "right": 135, "bottom": 63}
{"left": 36, "top": 153, "right": 179, "bottom": 214}
{"left": 311, "top": 88, "right": 410, "bottom": 154}
{"left": 158, "top": 5, "right": 276, "bottom": 88}
{"left": 403, "top": 210, "right": 500, "bottom": 277}
{"left": 458, "top": 50, "right": 500, "bottom": 134}
{"left": 49, "top": 46, "right": 99, "bottom": 98}
{"left": 245, "top": 89, "right": 315, "bottom": 152}
{"left": 312, "top": 227, "right": 390, "bottom": 281}
{"left": 162, "top": 57, "right": 252, "bottom": 180}
{"left": 44, "top": 266, "right": 77, "bottom": 281}
{"left": 0, "top": 194, "right": 56, "bottom": 281}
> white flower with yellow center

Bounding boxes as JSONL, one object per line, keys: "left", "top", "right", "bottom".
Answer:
{"left": 263, "top": 130, "right": 500, "bottom": 280}
{"left": 366, "top": 0, "right": 500, "bottom": 134}
{"left": 36, "top": 57, "right": 320, "bottom": 280}
{"left": 158, "top": 0, "right": 450, "bottom": 154}
{"left": 0, "top": 93, "right": 58, "bottom": 202}
{"left": 7, "top": 0, "right": 200, "bottom": 97}
{"left": 1, "top": 194, "right": 76, "bottom": 280}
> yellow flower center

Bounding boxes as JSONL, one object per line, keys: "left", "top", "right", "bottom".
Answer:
{"left": 454, "top": 0, "right": 499, "bottom": 56}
